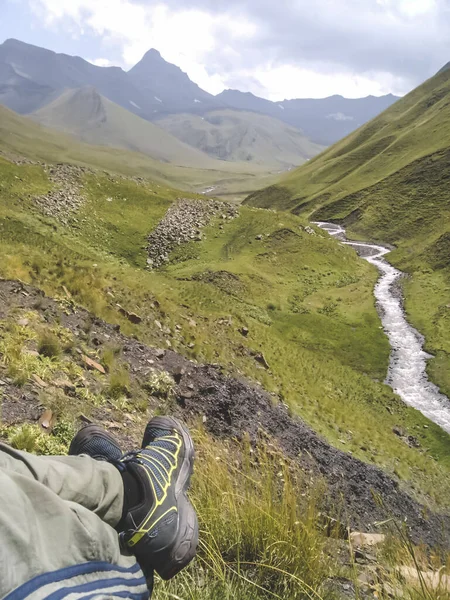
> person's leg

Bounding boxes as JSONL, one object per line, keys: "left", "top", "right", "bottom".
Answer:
{"left": 0, "top": 441, "right": 123, "bottom": 525}
{"left": 0, "top": 443, "right": 148, "bottom": 599}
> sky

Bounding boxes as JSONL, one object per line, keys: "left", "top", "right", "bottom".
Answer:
{"left": 1, "top": 0, "right": 449, "bottom": 100}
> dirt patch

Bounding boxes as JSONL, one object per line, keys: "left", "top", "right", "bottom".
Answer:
{"left": 0, "top": 278, "right": 449, "bottom": 549}
{"left": 190, "top": 270, "right": 245, "bottom": 296}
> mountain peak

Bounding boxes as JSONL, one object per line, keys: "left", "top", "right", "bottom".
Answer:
{"left": 2, "top": 38, "right": 25, "bottom": 47}
{"left": 142, "top": 48, "right": 162, "bottom": 60}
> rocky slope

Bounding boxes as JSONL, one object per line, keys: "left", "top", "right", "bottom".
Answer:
{"left": 1, "top": 278, "right": 449, "bottom": 549}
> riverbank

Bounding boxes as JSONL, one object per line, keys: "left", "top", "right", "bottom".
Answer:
{"left": 316, "top": 222, "right": 450, "bottom": 434}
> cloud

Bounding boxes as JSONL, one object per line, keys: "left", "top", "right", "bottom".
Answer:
{"left": 28, "top": 0, "right": 450, "bottom": 99}
{"left": 88, "top": 57, "right": 113, "bottom": 67}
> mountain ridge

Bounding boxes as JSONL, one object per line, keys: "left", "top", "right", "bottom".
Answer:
{"left": 0, "top": 38, "right": 399, "bottom": 146}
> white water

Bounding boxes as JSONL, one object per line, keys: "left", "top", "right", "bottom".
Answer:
{"left": 315, "top": 221, "right": 450, "bottom": 434}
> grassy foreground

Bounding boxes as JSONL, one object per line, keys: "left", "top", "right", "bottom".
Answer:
{"left": 0, "top": 155, "right": 449, "bottom": 503}
{"left": 0, "top": 154, "right": 449, "bottom": 598}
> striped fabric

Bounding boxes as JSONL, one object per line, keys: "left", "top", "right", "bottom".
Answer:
{"left": 4, "top": 562, "right": 149, "bottom": 600}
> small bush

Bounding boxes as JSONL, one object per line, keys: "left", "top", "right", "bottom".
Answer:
{"left": 0, "top": 423, "right": 71, "bottom": 455}
{"left": 145, "top": 369, "right": 175, "bottom": 398}
{"left": 37, "top": 330, "right": 61, "bottom": 358}
{"left": 107, "top": 363, "right": 130, "bottom": 399}
{"left": 102, "top": 345, "right": 123, "bottom": 371}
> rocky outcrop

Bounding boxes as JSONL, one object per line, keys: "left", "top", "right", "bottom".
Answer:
{"left": 33, "top": 164, "right": 90, "bottom": 226}
{"left": 146, "top": 198, "right": 238, "bottom": 268}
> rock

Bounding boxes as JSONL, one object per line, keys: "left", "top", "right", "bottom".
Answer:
{"left": 154, "top": 320, "right": 162, "bottom": 330}
{"left": 398, "top": 567, "right": 450, "bottom": 592}
{"left": 17, "top": 318, "right": 29, "bottom": 327}
{"left": 79, "top": 414, "right": 93, "bottom": 424}
{"left": 39, "top": 409, "right": 56, "bottom": 432}
{"left": 82, "top": 355, "right": 106, "bottom": 374}
{"left": 116, "top": 304, "right": 142, "bottom": 324}
{"left": 52, "top": 379, "right": 76, "bottom": 394}
{"left": 32, "top": 374, "right": 48, "bottom": 388}
{"left": 154, "top": 349, "right": 165, "bottom": 359}
{"left": 350, "top": 532, "right": 386, "bottom": 548}
{"left": 189, "top": 319, "right": 197, "bottom": 327}
{"left": 407, "top": 435, "right": 420, "bottom": 448}
{"left": 239, "top": 327, "right": 249, "bottom": 337}
{"left": 254, "top": 353, "right": 270, "bottom": 369}
{"left": 146, "top": 198, "right": 239, "bottom": 269}
{"left": 173, "top": 366, "right": 186, "bottom": 384}
{"left": 0, "top": 380, "right": 6, "bottom": 386}
{"left": 255, "top": 234, "right": 263, "bottom": 241}
{"left": 392, "top": 426, "right": 404, "bottom": 437}
{"left": 128, "top": 312, "right": 142, "bottom": 325}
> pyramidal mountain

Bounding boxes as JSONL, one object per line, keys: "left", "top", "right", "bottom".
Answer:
{"left": 30, "top": 86, "right": 220, "bottom": 168}
{"left": 128, "top": 49, "right": 220, "bottom": 114}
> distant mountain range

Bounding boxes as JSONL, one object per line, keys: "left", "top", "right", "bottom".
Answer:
{"left": 0, "top": 38, "right": 400, "bottom": 165}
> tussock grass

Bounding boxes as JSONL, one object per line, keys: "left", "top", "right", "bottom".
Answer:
{"left": 37, "top": 329, "right": 61, "bottom": 358}
{"left": 107, "top": 363, "right": 130, "bottom": 399}
{"left": 158, "top": 427, "right": 330, "bottom": 600}
{"left": 0, "top": 421, "right": 75, "bottom": 456}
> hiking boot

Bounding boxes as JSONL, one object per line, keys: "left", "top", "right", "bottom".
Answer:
{"left": 118, "top": 416, "right": 198, "bottom": 580}
{"left": 69, "top": 424, "right": 122, "bottom": 462}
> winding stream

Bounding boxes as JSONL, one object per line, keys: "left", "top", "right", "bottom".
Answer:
{"left": 315, "top": 221, "right": 450, "bottom": 434}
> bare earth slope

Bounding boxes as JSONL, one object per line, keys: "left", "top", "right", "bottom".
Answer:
{"left": 156, "top": 109, "right": 324, "bottom": 168}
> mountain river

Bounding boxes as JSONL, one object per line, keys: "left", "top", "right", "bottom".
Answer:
{"left": 315, "top": 221, "right": 450, "bottom": 434}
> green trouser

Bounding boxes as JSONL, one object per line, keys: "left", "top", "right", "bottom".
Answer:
{"left": 0, "top": 442, "right": 146, "bottom": 599}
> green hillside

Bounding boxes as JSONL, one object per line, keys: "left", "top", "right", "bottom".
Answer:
{"left": 1, "top": 153, "right": 449, "bottom": 502}
{"left": 31, "top": 87, "right": 221, "bottom": 168}
{"left": 1, "top": 125, "right": 450, "bottom": 596}
{"left": 156, "top": 109, "right": 324, "bottom": 168}
{"left": 245, "top": 68, "right": 450, "bottom": 398}
{"left": 0, "top": 103, "right": 277, "bottom": 199}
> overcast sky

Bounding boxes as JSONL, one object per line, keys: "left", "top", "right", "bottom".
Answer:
{"left": 1, "top": 0, "right": 449, "bottom": 100}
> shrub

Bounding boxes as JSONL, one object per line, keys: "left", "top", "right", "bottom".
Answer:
{"left": 107, "top": 363, "right": 130, "bottom": 399}
{"left": 145, "top": 369, "right": 175, "bottom": 399}
{"left": 37, "top": 330, "right": 61, "bottom": 358}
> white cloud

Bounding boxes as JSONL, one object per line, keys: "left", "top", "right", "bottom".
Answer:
{"left": 250, "top": 64, "right": 408, "bottom": 100}
{"left": 29, "top": 0, "right": 254, "bottom": 94}
{"left": 28, "top": 0, "right": 444, "bottom": 99}
{"left": 88, "top": 57, "right": 113, "bottom": 67}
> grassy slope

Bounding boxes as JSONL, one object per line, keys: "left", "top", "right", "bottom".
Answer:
{"left": 31, "top": 87, "right": 223, "bottom": 168}
{"left": 156, "top": 109, "right": 324, "bottom": 168}
{"left": 0, "top": 104, "right": 277, "bottom": 199}
{"left": 1, "top": 156, "right": 449, "bottom": 510}
{"left": 245, "top": 69, "right": 450, "bottom": 397}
